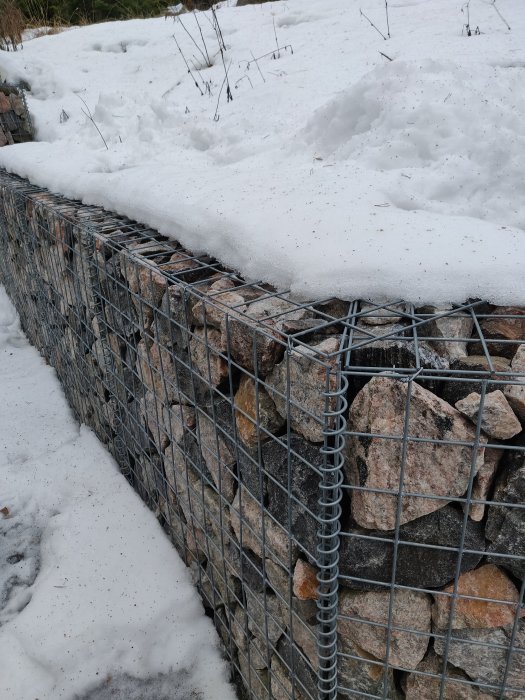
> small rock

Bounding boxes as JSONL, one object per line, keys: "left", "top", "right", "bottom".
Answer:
{"left": 455, "top": 390, "right": 522, "bottom": 440}
{"left": 245, "top": 588, "right": 285, "bottom": 649}
{"left": 432, "top": 564, "right": 524, "bottom": 630}
{"left": 486, "top": 452, "right": 525, "bottom": 579}
{"left": 359, "top": 302, "right": 407, "bottom": 325}
{"left": 225, "top": 296, "right": 313, "bottom": 376}
{"left": 189, "top": 327, "right": 229, "bottom": 388}
{"left": 346, "top": 376, "right": 486, "bottom": 530}
{"left": 339, "top": 506, "right": 485, "bottom": 590}
{"left": 339, "top": 588, "right": 432, "bottom": 669}
{"left": 196, "top": 410, "right": 237, "bottom": 503}
{"left": 234, "top": 375, "right": 285, "bottom": 449}
{"left": 162, "top": 403, "right": 196, "bottom": 446}
{"left": 267, "top": 336, "right": 341, "bottom": 443}
{"left": 433, "top": 622, "right": 525, "bottom": 700}
{"left": 417, "top": 306, "right": 474, "bottom": 362}
{"left": 270, "top": 653, "right": 309, "bottom": 700}
{"left": 476, "top": 306, "right": 525, "bottom": 359}
{"left": 469, "top": 447, "right": 503, "bottom": 522}
{"left": 230, "top": 486, "right": 298, "bottom": 567}
{"left": 139, "top": 390, "right": 169, "bottom": 451}
{"left": 404, "top": 650, "right": 493, "bottom": 700}
{"left": 504, "top": 344, "right": 525, "bottom": 421}
{"left": 192, "top": 278, "right": 247, "bottom": 329}
{"left": 293, "top": 560, "right": 319, "bottom": 601}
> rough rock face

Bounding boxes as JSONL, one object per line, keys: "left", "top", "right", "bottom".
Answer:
{"left": 417, "top": 306, "right": 474, "bottom": 362}
{"left": 225, "top": 296, "right": 313, "bottom": 376}
{"left": 339, "top": 589, "right": 432, "bottom": 669}
{"left": 267, "top": 336, "right": 341, "bottom": 443}
{"left": 346, "top": 376, "right": 486, "bottom": 530}
{"left": 234, "top": 375, "right": 285, "bottom": 449}
{"left": 486, "top": 453, "right": 525, "bottom": 579}
{"left": 469, "top": 447, "right": 503, "bottom": 522}
{"left": 293, "top": 560, "right": 319, "bottom": 601}
{"left": 189, "top": 327, "right": 229, "bottom": 388}
{"left": 441, "top": 355, "right": 511, "bottom": 406}
{"left": 504, "top": 344, "right": 525, "bottom": 420}
{"left": 432, "top": 565, "right": 524, "bottom": 630}
{"left": 404, "top": 650, "right": 494, "bottom": 700}
{"left": 477, "top": 306, "right": 525, "bottom": 358}
{"left": 359, "top": 303, "right": 407, "bottom": 325}
{"left": 339, "top": 506, "right": 485, "bottom": 590}
{"left": 196, "top": 411, "right": 237, "bottom": 503}
{"left": 455, "top": 390, "right": 522, "bottom": 440}
{"left": 434, "top": 622, "right": 525, "bottom": 700}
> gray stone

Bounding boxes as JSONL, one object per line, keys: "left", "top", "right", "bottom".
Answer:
{"left": 189, "top": 326, "right": 229, "bottom": 388}
{"left": 404, "top": 650, "right": 494, "bottom": 699}
{"left": 486, "top": 452, "right": 525, "bottom": 579}
{"left": 346, "top": 376, "right": 486, "bottom": 530}
{"left": 267, "top": 335, "right": 341, "bottom": 443}
{"left": 417, "top": 306, "right": 474, "bottom": 361}
{"left": 442, "top": 355, "right": 511, "bottom": 406}
{"left": 455, "top": 390, "right": 522, "bottom": 440}
{"left": 234, "top": 375, "right": 285, "bottom": 450}
{"left": 360, "top": 302, "right": 407, "bottom": 325}
{"left": 338, "top": 588, "right": 432, "bottom": 669}
{"left": 504, "top": 344, "right": 525, "bottom": 421}
{"left": 469, "top": 447, "right": 503, "bottom": 522}
{"left": 339, "top": 506, "right": 485, "bottom": 590}
{"left": 433, "top": 622, "right": 525, "bottom": 700}
{"left": 230, "top": 486, "right": 298, "bottom": 567}
{"left": 245, "top": 587, "right": 285, "bottom": 649}
{"left": 225, "top": 296, "right": 313, "bottom": 377}
{"left": 196, "top": 410, "right": 237, "bottom": 503}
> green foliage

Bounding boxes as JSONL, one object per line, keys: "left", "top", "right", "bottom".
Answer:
{"left": 16, "top": 0, "right": 165, "bottom": 24}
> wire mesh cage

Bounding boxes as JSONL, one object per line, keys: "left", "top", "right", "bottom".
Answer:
{"left": 0, "top": 168, "right": 523, "bottom": 700}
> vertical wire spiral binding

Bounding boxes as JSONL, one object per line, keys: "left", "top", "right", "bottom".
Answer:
{"left": 317, "top": 369, "right": 348, "bottom": 700}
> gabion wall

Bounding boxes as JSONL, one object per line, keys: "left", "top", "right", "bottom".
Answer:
{"left": 0, "top": 169, "right": 523, "bottom": 700}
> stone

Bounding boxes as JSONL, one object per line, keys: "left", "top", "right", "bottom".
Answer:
{"left": 0, "top": 91, "right": 11, "bottom": 113}
{"left": 192, "top": 278, "right": 248, "bottom": 329}
{"left": 469, "top": 447, "right": 503, "bottom": 522}
{"left": 139, "top": 390, "right": 169, "bottom": 451}
{"left": 293, "top": 560, "right": 319, "bottom": 601}
{"left": 237, "top": 651, "right": 269, "bottom": 700}
{"left": 267, "top": 336, "right": 341, "bottom": 443}
{"left": 225, "top": 296, "right": 313, "bottom": 377}
{"left": 432, "top": 565, "right": 524, "bottom": 631}
{"left": 162, "top": 403, "right": 195, "bottom": 447}
{"left": 155, "top": 283, "right": 193, "bottom": 350}
{"left": 234, "top": 375, "right": 285, "bottom": 449}
{"left": 196, "top": 410, "right": 237, "bottom": 503}
{"left": 136, "top": 339, "right": 190, "bottom": 405}
{"left": 504, "top": 344, "right": 525, "bottom": 421}
{"left": 477, "top": 306, "right": 525, "bottom": 359}
{"left": 486, "top": 453, "right": 525, "bottom": 579}
{"left": 455, "top": 390, "right": 522, "bottom": 440}
{"left": 265, "top": 558, "right": 290, "bottom": 601}
{"left": 441, "top": 355, "right": 511, "bottom": 406}
{"left": 338, "top": 588, "right": 432, "bottom": 669}
{"left": 263, "top": 434, "right": 322, "bottom": 560}
{"left": 346, "top": 376, "right": 486, "bottom": 530}
{"left": 404, "top": 650, "right": 494, "bottom": 700}
{"left": 230, "top": 486, "right": 298, "bottom": 567}
{"left": 434, "top": 622, "right": 525, "bottom": 700}
{"left": 339, "top": 506, "right": 485, "bottom": 590}
{"left": 417, "top": 306, "right": 474, "bottom": 362}
{"left": 359, "top": 302, "right": 407, "bottom": 325}
{"left": 190, "top": 326, "right": 229, "bottom": 388}
{"left": 245, "top": 587, "right": 285, "bottom": 649}
{"left": 270, "top": 654, "right": 309, "bottom": 700}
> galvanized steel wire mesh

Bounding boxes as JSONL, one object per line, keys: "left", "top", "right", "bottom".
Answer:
{"left": 0, "top": 169, "right": 523, "bottom": 700}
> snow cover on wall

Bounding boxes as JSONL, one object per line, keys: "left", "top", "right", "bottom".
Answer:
{"left": 0, "top": 0, "right": 524, "bottom": 304}
{"left": 0, "top": 286, "right": 236, "bottom": 700}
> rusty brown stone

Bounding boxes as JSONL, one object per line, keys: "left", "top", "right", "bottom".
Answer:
{"left": 478, "top": 306, "right": 525, "bottom": 359}
{"left": 293, "top": 559, "right": 319, "bottom": 601}
{"left": 234, "top": 375, "right": 285, "bottom": 449}
{"left": 346, "top": 376, "right": 486, "bottom": 530}
{"left": 432, "top": 564, "right": 524, "bottom": 630}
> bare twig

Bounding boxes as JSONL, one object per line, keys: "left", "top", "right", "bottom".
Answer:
{"left": 360, "top": 8, "right": 388, "bottom": 40}
{"left": 211, "top": 6, "right": 226, "bottom": 52}
{"left": 76, "top": 95, "right": 108, "bottom": 150}
{"left": 192, "top": 10, "right": 211, "bottom": 66}
{"left": 272, "top": 16, "right": 280, "bottom": 58}
{"left": 385, "top": 0, "right": 391, "bottom": 38}
{"left": 489, "top": 0, "right": 511, "bottom": 30}
{"left": 213, "top": 60, "right": 233, "bottom": 122}
{"left": 379, "top": 51, "right": 393, "bottom": 61}
{"left": 173, "top": 34, "right": 204, "bottom": 95}
{"left": 177, "top": 15, "right": 211, "bottom": 68}
{"left": 241, "top": 45, "right": 293, "bottom": 70}
{"left": 250, "top": 50, "right": 266, "bottom": 83}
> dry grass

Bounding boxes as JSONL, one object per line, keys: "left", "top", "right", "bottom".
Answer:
{"left": 0, "top": 0, "right": 25, "bottom": 51}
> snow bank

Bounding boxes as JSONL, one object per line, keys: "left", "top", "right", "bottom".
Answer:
{"left": 0, "top": 286, "right": 235, "bottom": 700}
{"left": 0, "top": 0, "right": 524, "bottom": 304}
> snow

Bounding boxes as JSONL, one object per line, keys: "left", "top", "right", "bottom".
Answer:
{"left": 0, "top": 0, "right": 524, "bottom": 304}
{"left": 0, "top": 285, "right": 236, "bottom": 700}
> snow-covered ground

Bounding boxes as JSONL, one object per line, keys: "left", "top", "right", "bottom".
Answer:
{"left": 0, "top": 0, "right": 524, "bottom": 304}
{"left": 0, "top": 286, "right": 236, "bottom": 700}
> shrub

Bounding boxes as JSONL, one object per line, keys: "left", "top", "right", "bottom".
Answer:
{"left": 0, "top": 0, "right": 24, "bottom": 51}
